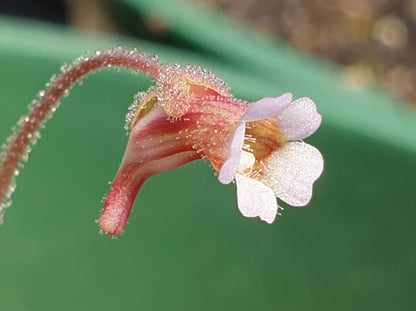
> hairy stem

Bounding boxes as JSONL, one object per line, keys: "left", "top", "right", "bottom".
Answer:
{"left": 0, "top": 48, "right": 164, "bottom": 216}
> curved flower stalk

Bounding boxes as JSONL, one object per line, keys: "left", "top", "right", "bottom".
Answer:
{"left": 0, "top": 48, "right": 324, "bottom": 236}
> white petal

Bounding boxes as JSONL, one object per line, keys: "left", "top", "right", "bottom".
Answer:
{"left": 243, "top": 93, "right": 293, "bottom": 122}
{"left": 278, "top": 97, "right": 322, "bottom": 140}
{"left": 218, "top": 123, "right": 246, "bottom": 184}
{"left": 235, "top": 173, "right": 279, "bottom": 224}
{"left": 263, "top": 142, "right": 324, "bottom": 206}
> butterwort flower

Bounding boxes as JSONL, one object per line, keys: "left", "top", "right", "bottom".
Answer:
{"left": 99, "top": 69, "right": 324, "bottom": 235}
{"left": 0, "top": 48, "right": 323, "bottom": 236}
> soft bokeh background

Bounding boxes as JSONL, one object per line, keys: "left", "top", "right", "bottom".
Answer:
{"left": 0, "top": 1, "right": 415, "bottom": 310}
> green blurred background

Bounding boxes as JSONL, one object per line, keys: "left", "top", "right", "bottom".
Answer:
{"left": 0, "top": 0, "right": 415, "bottom": 310}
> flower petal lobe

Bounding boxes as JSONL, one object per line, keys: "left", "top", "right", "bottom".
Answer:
{"left": 235, "top": 173, "right": 279, "bottom": 224}
{"left": 263, "top": 142, "right": 324, "bottom": 207}
{"left": 278, "top": 97, "right": 322, "bottom": 140}
{"left": 218, "top": 123, "right": 246, "bottom": 184}
{"left": 243, "top": 93, "right": 293, "bottom": 122}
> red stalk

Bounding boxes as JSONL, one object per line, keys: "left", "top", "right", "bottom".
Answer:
{"left": 0, "top": 48, "right": 164, "bottom": 219}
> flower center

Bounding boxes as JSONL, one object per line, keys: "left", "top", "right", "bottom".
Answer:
{"left": 243, "top": 117, "right": 287, "bottom": 177}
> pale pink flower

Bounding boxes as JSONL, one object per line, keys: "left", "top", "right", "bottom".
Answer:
{"left": 100, "top": 80, "right": 324, "bottom": 235}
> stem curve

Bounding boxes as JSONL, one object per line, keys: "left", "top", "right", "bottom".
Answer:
{"left": 0, "top": 48, "right": 164, "bottom": 221}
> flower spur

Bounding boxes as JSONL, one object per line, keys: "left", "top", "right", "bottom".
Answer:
{"left": 0, "top": 48, "right": 324, "bottom": 236}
